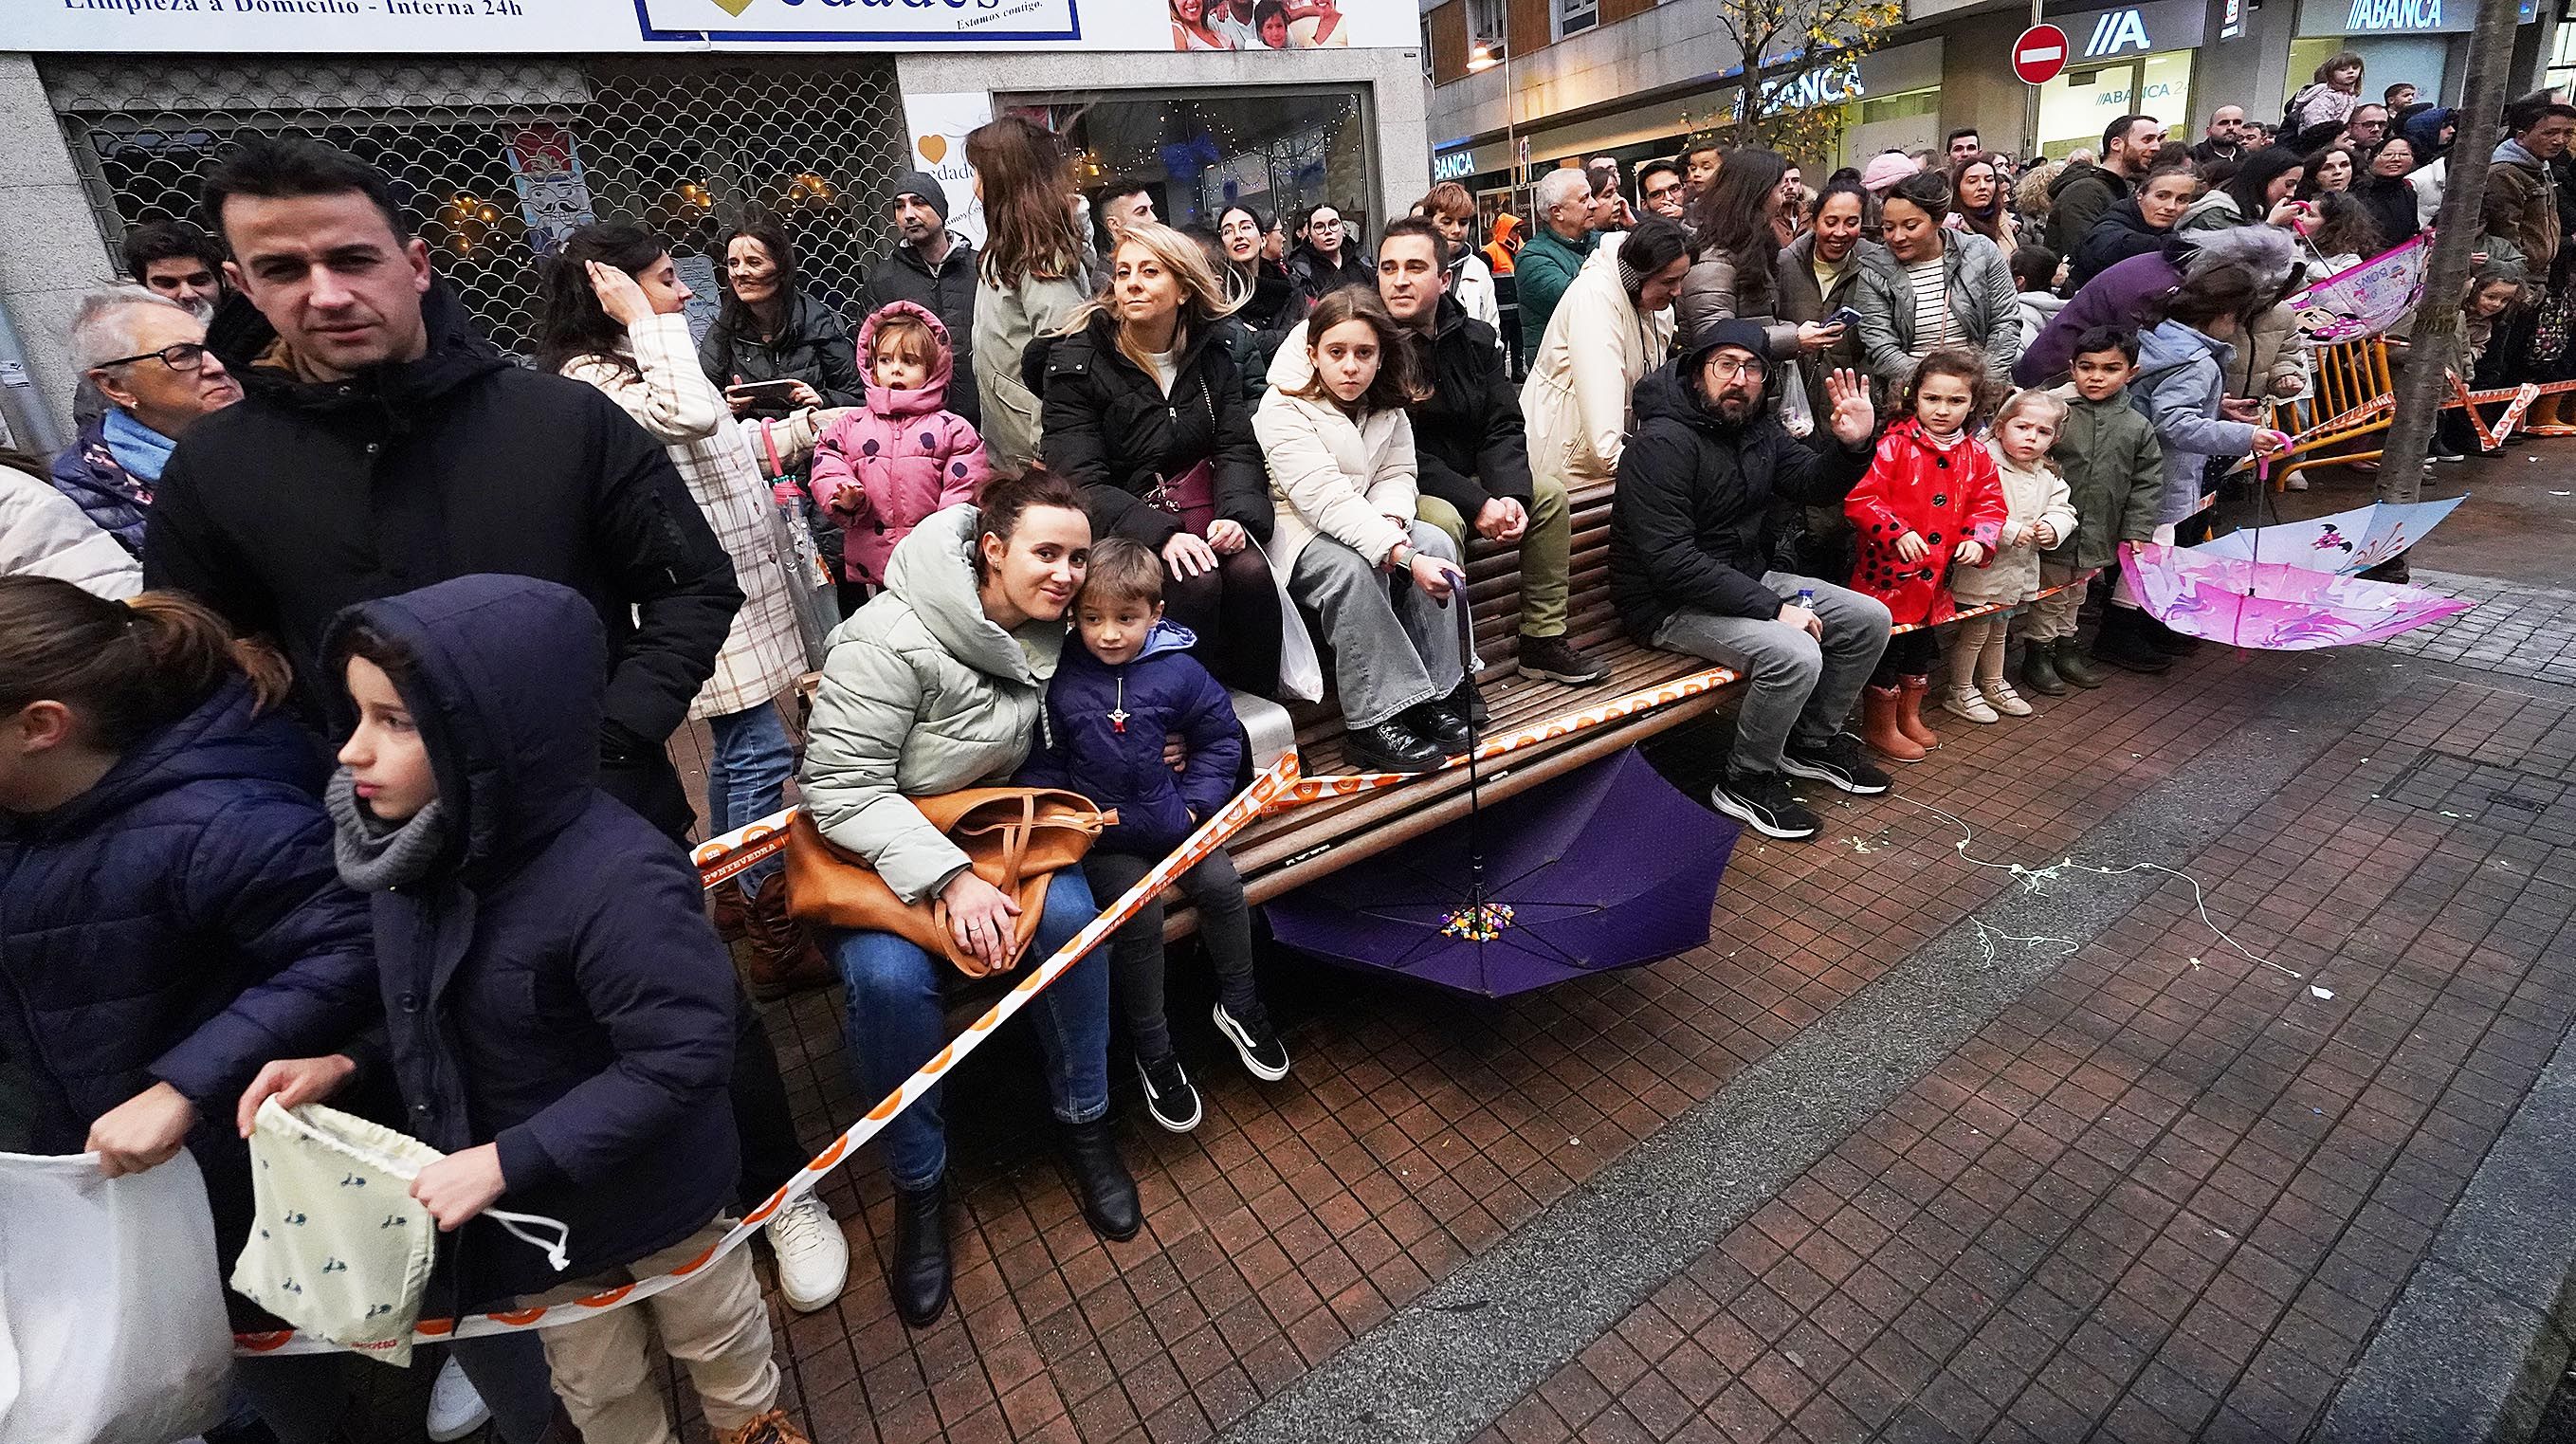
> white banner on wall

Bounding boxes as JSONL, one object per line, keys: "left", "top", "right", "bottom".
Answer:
{"left": 7, "top": 0, "right": 1412, "bottom": 52}
{"left": 898, "top": 90, "right": 997, "bottom": 248}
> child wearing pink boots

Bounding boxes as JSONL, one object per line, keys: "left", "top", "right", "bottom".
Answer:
{"left": 1943, "top": 388, "right": 2075, "bottom": 723}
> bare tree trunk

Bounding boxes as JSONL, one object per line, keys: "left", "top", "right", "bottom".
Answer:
{"left": 2374, "top": 0, "right": 2523, "bottom": 521}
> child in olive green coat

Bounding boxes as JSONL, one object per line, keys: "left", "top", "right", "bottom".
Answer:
{"left": 2021, "top": 326, "right": 2165, "bottom": 692}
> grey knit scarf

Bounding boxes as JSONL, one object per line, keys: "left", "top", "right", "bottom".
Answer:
{"left": 1617, "top": 251, "right": 1646, "bottom": 301}
{"left": 325, "top": 766, "right": 453, "bottom": 892}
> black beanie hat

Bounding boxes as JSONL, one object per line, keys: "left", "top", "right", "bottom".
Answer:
{"left": 893, "top": 171, "right": 950, "bottom": 227}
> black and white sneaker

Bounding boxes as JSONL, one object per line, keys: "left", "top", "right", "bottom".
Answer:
{"left": 1708, "top": 771, "right": 1822, "bottom": 840}
{"left": 1780, "top": 733, "right": 1893, "bottom": 795}
{"left": 1137, "top": 1054, "right": 1201, "bottom": 1132}
{"left": 1214, "top": 1002, "right": 1291, "bottom": 1081}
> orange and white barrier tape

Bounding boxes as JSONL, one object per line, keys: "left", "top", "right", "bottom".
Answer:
{"left": 234, "top": 755, "right": 1304, "bottom": 1355}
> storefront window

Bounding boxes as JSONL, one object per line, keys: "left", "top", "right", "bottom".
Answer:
{"left": 2037, "top": 51, "right": 2188, "bottom": 156}
{"left": 1008, "top": 87, "right": 1373, "bottom": 240}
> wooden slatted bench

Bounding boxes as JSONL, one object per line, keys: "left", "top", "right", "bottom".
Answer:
{"left": 1163, "top": 478, "right": 1743, "bottom": 939}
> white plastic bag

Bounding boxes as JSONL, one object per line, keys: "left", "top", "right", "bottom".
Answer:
{"left": 1777, "top": 358, "right": 1816, "bottom": 438}
{"left": 1251, "top": 537, "right": 1325, "bottom": 703}
{"left": 231, "top": 1100, "right": 569, "bottom": 1369}
{"left": 0, "top": 1149, "right": 231, "bottom": 1444}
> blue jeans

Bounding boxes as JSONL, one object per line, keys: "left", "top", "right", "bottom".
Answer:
{"left": 707, "top": 703, "right": 794, "bottom": 894}
{"left": 825, "top": 868, "right": 1108, "bottom": 1191}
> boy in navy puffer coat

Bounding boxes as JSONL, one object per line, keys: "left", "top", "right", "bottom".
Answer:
{"left": 1021, "top": 538, "right": 1287, "bottom": 1133}
{"left": 237, "top": 575, "right": 807, "bottom": 1444}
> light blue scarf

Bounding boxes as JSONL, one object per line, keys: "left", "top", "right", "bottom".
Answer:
{"left": 102, "top": 409, "right": 175, "bottom": 484}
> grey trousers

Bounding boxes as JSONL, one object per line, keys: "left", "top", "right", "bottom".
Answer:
{"left": 1288, "top": 522, "right": 1468, "bottom": 729}
{"left": 1652, "top": 573, "right": 1891, "bottom": 779}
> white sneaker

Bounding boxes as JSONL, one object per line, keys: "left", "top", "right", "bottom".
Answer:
{"left": 427, "top": 1354, "right": 490, "bottom": 1442}
{"left": 765, "top": 1192, "right": 850, "bottom": 1313}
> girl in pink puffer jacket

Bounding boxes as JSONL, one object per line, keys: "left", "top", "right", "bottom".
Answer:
{"left": 809, "top": 300, "right": 989, "bottom": 593}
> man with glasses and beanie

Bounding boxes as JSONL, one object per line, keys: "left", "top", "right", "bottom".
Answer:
{"left": 52, "top": 286, "right": 242, "bottom": 557}
{"left": 1609, "top": 320, "right": 1894, "bottom": 842}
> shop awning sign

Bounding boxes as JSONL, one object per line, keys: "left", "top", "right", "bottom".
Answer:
{"left": 2013, "top": 25, "right": 2070, "bottom": 83}
{"left": 2048, "top": 0, "right": 2206, "bottom": 58}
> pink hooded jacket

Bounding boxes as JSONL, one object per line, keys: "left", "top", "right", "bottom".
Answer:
{"left": 809, "top": 300, "right": 989, "bottom": 586}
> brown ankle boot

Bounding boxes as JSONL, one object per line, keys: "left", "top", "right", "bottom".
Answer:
{"left": 708, "top": 880, "right": 751, "bottom": 942}
{"left": 740, "top": 872, "right": 833, "bottom": 999}
{"left": 1896, "top": 674, "right": 1941, "bottom": 749}
{"left": 1861, "top": 683, "right": 1927, "bottom": 762}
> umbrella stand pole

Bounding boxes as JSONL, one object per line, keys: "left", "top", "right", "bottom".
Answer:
{"left": 1461, "top": 594, "right": 1486, "bottom": 917}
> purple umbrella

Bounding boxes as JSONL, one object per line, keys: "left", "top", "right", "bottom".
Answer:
{"left": 2120, "top": 541, "right": 2475, "bottom": 650}
{"left": 1262, "top": 747, "right": 1738, "bottom": 996}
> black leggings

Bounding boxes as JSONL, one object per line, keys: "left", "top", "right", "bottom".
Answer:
{"left": 1164, "top": 543, "right": 1283, "bottom": 696}
{"left": 1873, "top": 628, "right": 1940, "bottom": 685}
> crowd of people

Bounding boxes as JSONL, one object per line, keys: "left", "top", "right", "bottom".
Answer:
{"left": 0, "top": 64, "right": 2564, "bottom": 1441}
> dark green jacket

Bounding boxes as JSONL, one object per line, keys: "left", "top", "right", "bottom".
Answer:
{"left": 1513, "top": 226, "right": 1597, "bottom": 369}
{"left": 2045, "top": 388, "right": 2164, "bottom": 572}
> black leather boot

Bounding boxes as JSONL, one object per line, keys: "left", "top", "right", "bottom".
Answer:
{"left": 1343, "top": 719, "right": 1442, "bottom": 774}
{"left": 1062, "top": 1118, "right": 1142, "bottom": 1241}
{"left": 889, "top": 1179, "right": 950, "bottom": 1327}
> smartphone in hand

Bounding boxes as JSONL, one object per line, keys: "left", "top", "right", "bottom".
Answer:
{"left": 726, "top": 378, "right": 808, "bottom": 407}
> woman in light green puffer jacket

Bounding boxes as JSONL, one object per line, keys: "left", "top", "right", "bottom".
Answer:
{"left": 796, "top": 472, "right": 1139, "bottom": 1330}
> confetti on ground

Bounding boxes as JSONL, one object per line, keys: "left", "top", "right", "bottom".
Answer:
{"left": 1891, "top": 795, "right": 2299, "bottom": 979}
{"left": 2310, "top": 985, "right": 2335, "bottom": 999}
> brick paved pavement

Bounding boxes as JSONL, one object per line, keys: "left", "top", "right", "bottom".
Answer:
{"left": 614, "top": 485, "right": 2576, "bottom": 1444}
{"left": 658, "top": 605, "right": 2576, "bottom": 1444}
{"left": 1473, "top": 672, "right": 2576, "bottom": 1444}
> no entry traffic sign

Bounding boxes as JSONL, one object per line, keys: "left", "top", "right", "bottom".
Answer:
{"left": 2013, "top": 24, "right": 2070, "bottom": 84}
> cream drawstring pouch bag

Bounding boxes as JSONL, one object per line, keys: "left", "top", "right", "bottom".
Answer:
{"left": 230, "top": 1100, "right": 570, "bottom": 1365}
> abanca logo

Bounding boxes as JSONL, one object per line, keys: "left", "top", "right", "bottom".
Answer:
{"left": 2347, "top": 0, "right": 2440, "bottom": 23}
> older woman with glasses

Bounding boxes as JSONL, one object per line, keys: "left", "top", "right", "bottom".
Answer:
{"left": 51, "top": 286, "right": 242, "bottom": 557}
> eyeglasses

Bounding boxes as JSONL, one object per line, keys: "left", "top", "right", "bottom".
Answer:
{"left": 1705, "top": 355, "right": 1766, "bottom": 379}
{"left": 1645, "top": 182, "right": 1685, "bottom": 202}
{"left": 94, "top": 341, "right": 211, "bottom": 373}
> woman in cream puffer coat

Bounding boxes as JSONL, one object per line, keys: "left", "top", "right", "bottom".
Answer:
{"left": 1251, "top": 293, "right": 1470, "bottom": 773}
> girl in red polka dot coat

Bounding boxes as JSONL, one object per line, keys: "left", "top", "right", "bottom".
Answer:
{"left": 1843, "top": 349, "right": 2005, "bottom": 760}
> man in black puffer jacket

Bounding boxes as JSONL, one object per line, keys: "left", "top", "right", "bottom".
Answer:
{"left": 1609, "top": 321, "right": 1892, "bottom": 842}
{"left": 146, "top": 138, "right": 740, "bottom": 841}
{"left": 862, "top": 171, "right": 981, "bottom": 428}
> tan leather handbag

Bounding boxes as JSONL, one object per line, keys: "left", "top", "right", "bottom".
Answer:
{"left": 782, "top": 787, "right": 1114, "bottom": 978}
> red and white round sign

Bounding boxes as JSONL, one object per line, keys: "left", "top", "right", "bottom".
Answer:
{"left": 2012, "top": 24, "right": 2071, "bottom": 85}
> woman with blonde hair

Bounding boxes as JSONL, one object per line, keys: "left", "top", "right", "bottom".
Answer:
{"left": 970, "top": 115, "right": 1095, "bottom": 476}
{"left": 1033, "top": 222, "right": 1282, "bottom": 692}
